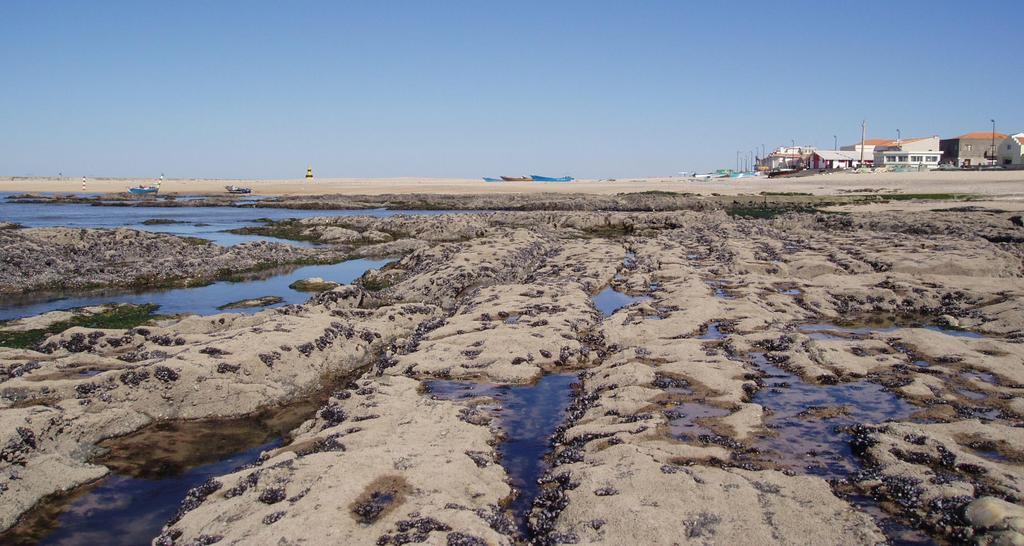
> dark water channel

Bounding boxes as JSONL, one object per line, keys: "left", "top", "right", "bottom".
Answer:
{"left": 425, "top": 374, "right": 577, "bottom": 534}
{"left": 0, "top": 401, "right": 321, "bottom": 546}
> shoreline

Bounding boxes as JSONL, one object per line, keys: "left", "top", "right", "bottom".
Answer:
{"left": 3, "top": 170, "right": 1024, "bottom": 199}
{"left": 6, "top": 188, "right": 1024, "bottom": 214}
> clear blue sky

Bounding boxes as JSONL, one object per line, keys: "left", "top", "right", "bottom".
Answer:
{"left": 1, "top": 1, "right": 1021, "bottom": 179}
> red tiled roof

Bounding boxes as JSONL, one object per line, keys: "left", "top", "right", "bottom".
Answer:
{"left": 1015, "top": 135, "right": 1024, "bottom": 146}
{"left": 956, "top": 131, "right": 1009, "bottom": 140}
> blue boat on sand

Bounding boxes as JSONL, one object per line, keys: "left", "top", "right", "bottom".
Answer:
{"left": 530, "top": 175, "right": 574, "bottom": 182}
{"left": 128, "top": 185, "right": 159, "bottom": 195}
{"left": 482, "top": 177, "right": 501, "bottom": 182}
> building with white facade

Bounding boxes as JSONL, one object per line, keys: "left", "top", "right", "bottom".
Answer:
{"left": 839, "top": 139, "right": 901, "bottom": 165}
{"left": 872, "top": 136, "right": 943, "bottom": 169}
{"left": 998, "top": 133, "right": 1024, "bottom": 166}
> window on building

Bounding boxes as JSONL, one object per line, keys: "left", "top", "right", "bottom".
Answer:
{"left": 966, "top": 144, "right": 973, "bottom": 152}
{"left": 911, "top": 156, "right": 922, "bottom": 162}
{"left": 899, "top": 155, "right": 908, "bottom": 162}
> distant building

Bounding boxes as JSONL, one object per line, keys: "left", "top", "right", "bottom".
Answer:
{"left": 839, "top": 138, "right": 899, "bottom": 165}
{"left": 940, "top": 131, "right": 1008, "bottom": 167}
{"left": 807, "top": 150, "right": 863, "bottom": 170}
{"left": 997, "top": 133, "right": 1024, "bottom": 166}
{"left": 759, "top": 145, "right": 816, "bottom": 171}
{"left": 872, "top": 136, "right": 943, "bottom": 169}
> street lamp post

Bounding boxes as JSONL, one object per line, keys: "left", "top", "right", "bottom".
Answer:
{"left": 992, "top": 119, "right": 996, "bottom": 165}
{"left": 833, "top": 135, "right": 837, "bottom": 151}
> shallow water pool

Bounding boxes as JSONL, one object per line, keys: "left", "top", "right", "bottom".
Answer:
{"left": 0, "top": 258, "right": 390, "bottom": 321}
{"left": 591, "top": 287, "right": 652, "bottom": 317}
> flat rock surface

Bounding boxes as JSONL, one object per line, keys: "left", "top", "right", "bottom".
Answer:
{"left": 1, "top": 207, "right": 1022, "bottom": 545}
{"left": 0, "top": 227, "right": 340, "bottom": 293}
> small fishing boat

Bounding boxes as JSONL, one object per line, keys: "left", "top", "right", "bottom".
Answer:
{"left": 128, "top": 185, "right": 159, "bottom": 195}
{"left": 225, "top": 185, "right": 253, "bottom": 194}
{"left": 768, "top": 168, "right": 802, "bottom": 178}
{"left": 729, "top": 171, "right": 760, "bottom": 179}
{"left": 482, "top": 177, "right": 502, "bottom": 182}
{"left": 530, "top": 175, "right": 574, "bottom": 182}
{"left": 500, "top": 176, "right": 532, "bottom": 181}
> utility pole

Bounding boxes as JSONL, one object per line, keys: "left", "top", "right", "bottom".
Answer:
{"left": 833, "top": 135, "right": 837, "bottom": 151}
{"left": 736, "top": 151, "right": 740, "bottom": 172}
{"left": 896, "top": 128, "right": 901, "bottom": 146}
{"left": 860, "top": 120, "right": 866, "bottom": 165}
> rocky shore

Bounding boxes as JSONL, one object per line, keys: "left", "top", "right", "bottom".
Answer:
{"left": 1, "top": 206, "right": 1022, "bottom": 544}
{"left": 0, "top": 226, "right": 342, "bottom": 294}
{"left": 5, "top": 189, "right": 983, "bottom": 213}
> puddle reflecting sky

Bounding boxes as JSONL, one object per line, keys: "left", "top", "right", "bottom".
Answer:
{"left": 0, "top": 258, "right": 390, "bottom": 321}
{"left": 0, "top": 195, "right": 476, "bottom": 247}
{"left": 426, "top": 374, "right": 577, "bottom": 532}
{"left": 592, "top": 287, "right": 652, "bottom": 317}
{"left": 0, "top": 415, "right": 300, "bottom": 546}
{"left": 750, "top": 353, "right": 916, "bottom": 479}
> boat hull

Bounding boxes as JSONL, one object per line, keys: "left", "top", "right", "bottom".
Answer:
{"left": 530, "top": 175, "right": 574, "bottom": 182}
{"left": 500, "top": 176, "right": 531, "bottom": 181}
{"left": 128, "top": 187, "right": 159, "bottom": 195}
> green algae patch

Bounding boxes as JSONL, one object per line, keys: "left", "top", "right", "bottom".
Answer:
{"left": 0, "top": 304, "right": 160, "bottom": 349}
{"left": 217, "top": 296, "right": 284, "bottom": 310}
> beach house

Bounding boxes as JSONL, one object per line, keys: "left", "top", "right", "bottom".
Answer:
{"left": 940, "top": 131, "right": 1007, "bottom": 167}
{"left": 759, "top": 145, "right": 817, "bottom": 171}
{"left": 997, "top": 133, "right": 1024, "bottom": 166}
{"left": 807, "top": 150, "right": 863, "bottom": 170}
{"left": 872, "top": 136, "right": 943, "bottom": 169}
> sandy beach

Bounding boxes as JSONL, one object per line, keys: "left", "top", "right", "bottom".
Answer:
{"left": 3, "top": 170, "right": 1024, "bottom": 200}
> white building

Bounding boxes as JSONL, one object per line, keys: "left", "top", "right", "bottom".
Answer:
{"left": 997, "top": 133, "right": 1024, "bottom": 166}
{"left": 872, "top": 136, "right": 943, "bottom": 169}
{"left": 759, "top": 145, "right": 816, "bottom": 171}
{"left": 808, "top": 150, "right": 864, "bottom": 170}
{"left": 840, "top": 139, "right": 900, "bottom": 165}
